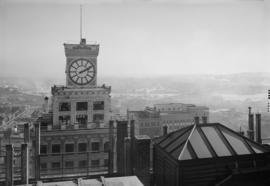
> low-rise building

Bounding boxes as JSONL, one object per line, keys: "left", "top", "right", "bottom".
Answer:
{"left": 127, "top": 103, "right": 209, "bottom": 138}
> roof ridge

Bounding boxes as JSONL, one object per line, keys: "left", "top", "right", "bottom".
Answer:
{"left": 178, "top": 124, "right": 197, "bottom": 160}
{"left": 218, "top": 123, "right": 268, "bottom": 150}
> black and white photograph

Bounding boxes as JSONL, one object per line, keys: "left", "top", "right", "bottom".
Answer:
{"left": 1, "top": 0, "right": 270, "bottom": 185}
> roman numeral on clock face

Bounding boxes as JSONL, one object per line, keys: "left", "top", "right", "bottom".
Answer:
{"left": 69, "top": 59, "right": 95, "bottom": 85}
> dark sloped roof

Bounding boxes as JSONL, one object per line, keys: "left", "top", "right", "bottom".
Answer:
{"left": 155, "top": 123, "right": 269, "bottom": 161}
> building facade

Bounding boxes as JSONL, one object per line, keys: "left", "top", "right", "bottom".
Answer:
{"left": 127, "top": 103, "right": 209, "bottom": 138}
{"left": 127, "top": 107, "right": 161, "bottom": 138}
{"left": 35, "top": 38, "right": 114, "bottom": 178}
{"left": 156, "top": 103, "right": 209, "bottom": 133}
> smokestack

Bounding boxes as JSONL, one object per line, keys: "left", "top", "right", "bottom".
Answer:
{"left": 247, "top": 107, "right": 254, "bottom": 141}
{"left": 255, "top": 113, "right": 262, "bottom": 144}
{"left": 202, "top": 116, "right": 207, "bottom": 124}
{"left": 108, "top": 120, "right": 114, "bottom": 175}
{"left": 43, "top": 97, "right": 49, "bottom": 113}
{"left": 163, "top": 125, "right": 168, "bottom": 136}
{"left": 194, "top": 116, "right": 200, "bottom": 125}
{"left": 238, "top": 126, "right": 245, "bottom": 136}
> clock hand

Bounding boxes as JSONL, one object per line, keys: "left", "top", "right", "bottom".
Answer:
{"left": 79, "top": 66, "right": 91, "bottom": 74}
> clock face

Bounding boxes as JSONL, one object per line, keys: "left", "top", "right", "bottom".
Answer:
{"left": 68, "top": 59, "right": 95, "bottom": 85}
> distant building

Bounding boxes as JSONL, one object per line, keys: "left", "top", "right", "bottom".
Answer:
{"left": 35, "top": 38, "right": 114, "bottom": 179}
{"left": 153, "top": 123, "right": 270, "bottom": 186}
{"left": 127, "top": 107, "right": 161, "bottom": 138}
{"left": 127, "top": 103, "right": 209, "bottom": 138}
{"left": 155, "top": 103, "right": 209, "bottom": 132}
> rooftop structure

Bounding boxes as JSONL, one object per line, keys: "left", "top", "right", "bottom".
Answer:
{"left": 153, "top": 123, "right": 270, "bottom": 186}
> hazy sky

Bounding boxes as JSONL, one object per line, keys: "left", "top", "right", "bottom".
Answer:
{"left": 0, "top": 0, "right": 269, "bottom": 78}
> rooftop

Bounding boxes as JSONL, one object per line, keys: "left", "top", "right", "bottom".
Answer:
{"left": 155, "top": 123, "right": 269, "bottom": 161}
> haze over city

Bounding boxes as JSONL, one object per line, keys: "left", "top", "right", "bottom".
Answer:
{"left": 1, "top": 0, "right": 270, "bottom": 78}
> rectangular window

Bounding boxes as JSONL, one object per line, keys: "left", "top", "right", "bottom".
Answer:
{"left": 65, "top": 143, "right": 74, "bottom": 153}
{"left": 65, "top": 161, "right": 74, "bottom": 168}
{"left": 51, "top": 162, "right": 61, "bottom": 169}
{"left": 104, "top": 142, "right": 109, "bottom": 152}
{"left": 76, "top": 114, "right": 88, "bottom": 125}
{"left": 93, "top": 101, "right": 104, "bottom": 110}
{"left": 41, "top": 163, "right": 47, "bottom": 170}
{"left": 59, "top": 115, "right": 71, "bottom": 125}
{"left": 52, "top": 144, "right": 61, "bottom": 154}
{"left": 91, "top": 142, "right": 100, "bottom": 152}
{"left": 104, "top": 159, "right": 108, "bottom": 166}
{"left": 93, "top": 114, "right": 104, "bottom": 123}
{"left": 76, "top": 102, "right": 88, "bottom": 111}
{"left": 78, "top": 160, "right": 87, "bottom": 168}
{"left": 91, "top": 160, "right": 100, "bottom": 168}
{"left": 59, "top": 102, "right": 71, "bottom": 111}
{"left": 40, "top": 145, "right": 47, "bottom": 154}
{"left": 78, "top": 143, "right": 87, "bottom": 152}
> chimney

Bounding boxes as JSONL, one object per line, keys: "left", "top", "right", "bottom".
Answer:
{"left": 24, "top": 123, "right": 30, "bottom": 144}
{"left": 6, "top": 144, "right": 14, "bottom": 186}
{"left": 238, "top": 126, "right": 245, "bottom": 136}
{"left": 108, "top": 120, "right": 114, "bottom": 175}
{"left": 80, "top": 38, "right": 86, "bottom": 45}
{"left": 116, "top": 120, "right": 128, "bottom": 175}
{"left": 202, "top": 116, "right": 207, "bottom": 124}
{"left": 163, "top": 125, "right": 168, "bottom": 136}
{"left": 255, "top": 113, "right": 262, "bottom": 144}
{"left": 194, "top": 116, "right": 200, "bottom": 125}
{"left": 43, "top": 97, "right": 49, "bottom": 113}
{"left": 247, "top": 107, "right": 254, "bottom": 141}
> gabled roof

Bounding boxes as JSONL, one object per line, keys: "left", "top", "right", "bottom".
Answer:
{"left": 155, "top": 123, "right": 269, "bottom": 161}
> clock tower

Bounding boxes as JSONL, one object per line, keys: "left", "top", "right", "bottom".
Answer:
{"left": 36, "top": 7, "right": 115, "bottom": 177}
{"left": 64, "top": 38, "right": 99, "bottom": 87}
{"left": 50, "top": 38, "right": 111, "bottom": 128}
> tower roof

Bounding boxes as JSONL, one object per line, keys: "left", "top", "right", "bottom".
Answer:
{"left": 155, "top": 123, "right": 269, "bottom": 161}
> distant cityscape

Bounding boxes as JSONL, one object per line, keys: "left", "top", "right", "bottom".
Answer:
{"left": 0, "top": 37, "right": 270, "bottom": 186}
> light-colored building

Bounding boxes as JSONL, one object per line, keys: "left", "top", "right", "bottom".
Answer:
{"left": 127, "top": 103, "right": 209, "bottom": 137}
{"left": 36, "top": 38, "right": 114, "bottom": 178}
{"left": 156, "top": 103, "right": 209, "bottom": 133}
{"left": 127, "top": 107, "right": 161, "bottom": 138}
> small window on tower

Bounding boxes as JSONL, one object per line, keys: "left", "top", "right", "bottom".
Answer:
{"left": 93, "top": 101, "right": 104, "bottom": 110}
{"left": 59, "top": 102, "right": 71, "bottom": 111}
{"left": 104, "top": 159, "right": 108, "bottom": 166}
{"left": 65, "top": 143, "right": 74, "bottom": 153}
{"left": 93, "top": 114, "right": 104, "bottom": 123}
{"left": 41, "top": 163, "right": 47, "bottom": 170}
{"left": 104, "top": 142, "right": 109, "bottom": 152}
{"left": 91, "top": 142, "right": 100, "bottom": 152}
{"left": 76, "top": 115, "right": 88, "bottom": 124}
{"left": 51, "top": 162, "right": 61, "bottom": 169}
{"left": 65, "top": 161, "right": 74, "bottom": 168}
{"left": 40, "top": 145, "right": 47, "bottom": 154}
{"left": 78, "top": 143, "right": 87, "bottom": 152}
{"left": 91, "top": 160, "right": 100, "bottom": 168}
{"left": 52, "top": 144, "right": 61, "bottom": 154}
{"left": 79, "top": 160, "right": 87, "bottom": 168}
{"left": 59, "top": 115, "right": 70, "bottom": 125}
{"left": 76, "top": 102, "right": 88, "bottom": 111}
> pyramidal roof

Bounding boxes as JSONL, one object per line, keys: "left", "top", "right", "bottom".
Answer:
{"left": 155, "top": 123, "right": 269, "bottom": 161}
